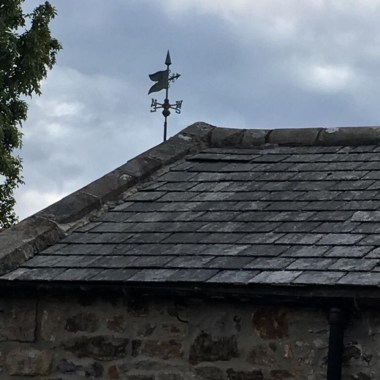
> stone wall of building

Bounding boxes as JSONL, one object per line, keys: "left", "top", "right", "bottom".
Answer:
{"left": 0, "top": 290, "right": 375, "bottom": 379}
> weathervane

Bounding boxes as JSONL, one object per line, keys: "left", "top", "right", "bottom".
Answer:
{"left": 149, "top": 50, "right": 182, "bottom": 142}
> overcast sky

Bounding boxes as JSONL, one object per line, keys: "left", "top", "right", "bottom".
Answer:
{"left": 14, "top": 0, "right": 380, "bottom": 220}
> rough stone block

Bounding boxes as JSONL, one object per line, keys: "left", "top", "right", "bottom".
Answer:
{"left": 318, "top": 127, "right": 380, "bottom": 146}
{"left": 140, "top": 339, "right": 183, "bottom": 360}
{"left": 226, "top": 368, "right": 264, "bottom": 380}
{"left": 0, "top": 298, "right": 36, "bottom": 342}
{"left": 5, "top": 348, "right": 52, "bottom": 376}
{"left": 268, "top": 128, "right": 321, "bottom": 146}
{"left": 63, "top": 336, "right": 129, "bottom": 360}
{"left": 241, "top": 129, "right": 268, "bottom": 147}
{"left": 65, "top": 312, "right": 99, "bottom": 333}
{"left": 189, "top": 332, "right": 239, "bottom": 364}
{"left": 195, "top": 365, "right": 224, "bottom": 380}
{"left": 0, "top": 216, "right": 63, "bottom": 274}
{"left": 177, "top": 122, "right": 215, "bottom": 143}
{"left": 210, "top": 128, "right": 245, "bottom": 147}
{"left": 252, "top": 307, "right": 289, "bottom": 339}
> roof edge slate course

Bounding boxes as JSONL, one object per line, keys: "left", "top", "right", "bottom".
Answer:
{"left": 1, "top": 122, "right": 213, "bottom": 274}
{"left": 3, "top": 122, "right": 380, "bottom": 275}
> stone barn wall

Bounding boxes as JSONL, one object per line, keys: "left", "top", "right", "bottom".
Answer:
{"left": 0, "top": 290, "right": 375, "bottom": 379}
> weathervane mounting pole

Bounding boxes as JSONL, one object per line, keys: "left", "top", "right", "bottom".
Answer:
{"left": 149, "top": 50, "right": 182, "bottom": 142}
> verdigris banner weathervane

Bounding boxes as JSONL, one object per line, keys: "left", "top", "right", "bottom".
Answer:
{"left": 149, "top": 50, "right": 182, "bottom": 142}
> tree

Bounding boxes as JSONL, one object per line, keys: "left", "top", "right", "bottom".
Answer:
{"left": 0, "top": 0, "right": 61, "bottom": 228}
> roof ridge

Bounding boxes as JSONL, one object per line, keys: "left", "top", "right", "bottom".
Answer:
{"left": 209, "top": 125, "right": 380, "bottom": 147}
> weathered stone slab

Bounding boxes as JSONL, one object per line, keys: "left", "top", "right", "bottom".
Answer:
{"left": 5, "top": 348, "right": 52, "bottom": 376}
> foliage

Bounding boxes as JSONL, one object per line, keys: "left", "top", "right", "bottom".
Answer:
{"left": 0, "top": 0, "right": 61, "bottom": 228}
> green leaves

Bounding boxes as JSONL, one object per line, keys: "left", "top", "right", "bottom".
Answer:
{"left": 0, "top": 0, "right": 61, "bottom": 228}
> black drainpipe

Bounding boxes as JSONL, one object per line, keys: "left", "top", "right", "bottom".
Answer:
{"left": 326, "top": 307, "right": 346, "bottom": 380}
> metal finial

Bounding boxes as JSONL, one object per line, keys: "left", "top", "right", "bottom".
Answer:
{"left": 149, "top": 51, "right": 183, "bottom": 142}
{"left": 165, "top": 50, "right": 172, "bottom": 66}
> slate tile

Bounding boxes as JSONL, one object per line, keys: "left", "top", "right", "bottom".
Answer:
{"left": 362, "top": 171, "right": 380, "bottom": 180}
{"left": 128, "top": 269, "right": 179, "bottom": 282}
{"left": 126, "top": 255, "right": 174, "bottom": 268}
{"left": 308, "top": 211, "right": 353, "bottom": 222}
{"left": 283, "top": 246, "right": 330, "bottom": 257}
{"left": 201, "top": 244, "right": 251, "bottom": 256}
{"left": 60, "top": 244, "right": 116, "bottom": 256}
{"left": 316, "top": 234, "right": 365, "bottom": 246}
{"left": 357, "top": 235, "right": 380, "bottom": 246}
{"left": 168, "top": 269, "right": 221, "bottom": 282}
{"left": 99, "top": 212, "right": 134, "bottom": 223}
{"left": 241, "top": 245, "right": 289, "bottom": 257}
{"left": 330, "top": 258, "right": 379, "bottom": 271}
{"left": 261, "top": 191, "right": 305, "bottom": 201}
{"left": 275, "top": 233, "right": 323, "bottom": 245}
{"left": 249, "top": 270, "right": 302, "bottom": 284}
{"left": 189, "top": 162, "right": 230, "bottom": 172}
{"left": 160, "top": 202, "right": 204, "bottom": 212}
{"left": 255, "top": 172, "right": 297, "bottom": 181}
{"left": 220, "top": 163, "right": 259, "bottom": 172}
{"left": 90, "top": 255, "right": 138, "bottom": 268}
{"left": 54, "top": 268, "right": 103, "bottom": 281}
{"left": 22, "top": 255, "right": 64, "bottom": 267}
{"left": 90, "top": 223, "right": 131, "bottom": 233}
{"left": 113, "top": 243, "right": 174, "bottom": 256}
{"left": 294, "top": 271, "right": 345, "bottom": 285}
{"left": 313, "top": 221, "right": 360, "bottom": 233}
{"left": 200, "top": 233, "right": 247, "bottom": 244}
{"left": 125, "top": 191, "right": 167, "bottom": 202}
{"left": 331, "top": 180, "right": 374, "bottom": 191}
{"left": 196, "top": 211, "right": 241, "bottom": 222}
{"left": 287, "top": 258, "right": 336, "bottom": 270}
{"left": 300, "top": 191, "right": 341, "bottom": 201}
{"left": 207, "top": 270, "right": 259, "bottom": 284}
{"left": 60, "top": 233, "right": 97, "bottom": 244}
{"left": 238, "top": 233, "right": 284, "bottom": 244}
{"left": 353, "top": 223, "right": 380, "bottom": 234}
{"left": 205, "top": 256, "right": 254, "bottom": 269}
{"left": 163, "top": 232, "right": 210, "bottom": 244}
{"left": 2, "top": 268, "right": 67, "bottom": 281}
{"left": 90, "top": 269, "right": 139, "bottom": 281}
{"left": 265, "top": 202, "right": 310, "bottom": 211}
{"left": 189, "top": 182, "right": 232, "bottom": 192}
{"left": 292, "top": 181, "right": 336, "bottom": 191}
{"left": 366, "top": 248, "right": 380, "bottom": 258}
{"left": 251, "top": 155, "right": 289, "bottom": 163}
{"left": 191, "top": 192, "right": 236, "bottom": 202}
{"left": 274, "top": 222, "right": 321, "bottom": 233}
{"left": 352, "top": 211, "right": 380, "bottom": 222}
{"left": 159, "top": 192, "right": 198, "bottom": 202}
{"left": 157, "top": 171, "right": 196, "bottom": 182}
{"left": 76, "top": 222, "right": 102, "bottom": 232}
{"left": 235, "top": 211, "right": 278, "bottom": 222}
{"left": 88, "top": 232, "right": 133, "bottom": 244}
{"left": 289, "top": 172, "right": 329, "bottom": 181}
{"left": 109, "top": 202, "right": 135, "bottom": 212}
{"left": 284, "top": 154, "right": 323, "bottom": 162}
{"left": 155, "top": 182, "right": 197, "bottom": 192}
{"left": 41, "top": 244, "right": 68, "bottom": 254}
{"left": 45, "top": 255, "right": 101, "bottom": 268}
{"left": 165, "top": 256, "right": 214, "bottom": 268}
{"left": 324, "top": 246, "right": 373, "bottom": 258}
{"left": 323, "top": 171, "right": 368, "bottom": 181}
{"left": 337, "top": 272, "right": 380, "bottom": 286}
{"left": 244, "top": 258, "right": 294, "bottom": 270}
{"left": 125, "top": 231, "right": 173, "bottom": 243}
{"left": 163, "top": 244, "right": 209, "bottom": 255}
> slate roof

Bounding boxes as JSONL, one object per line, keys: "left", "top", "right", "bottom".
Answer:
{"left": 3, "top": 123, "right": 380, "bottom": 297}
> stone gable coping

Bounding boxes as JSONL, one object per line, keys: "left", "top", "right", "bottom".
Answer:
{"left": 2, "top": 122, "right": 380, "bottom": 274}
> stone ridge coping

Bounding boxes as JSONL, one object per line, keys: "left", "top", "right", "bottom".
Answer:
{"left": 2, "top": 121, "right": 380, "bottom": 277}
{"left": 209, "top": 125, "right": 380, "bottom": 147}
{"left": 0, "top": 122, "right": 213, "bottom": 275}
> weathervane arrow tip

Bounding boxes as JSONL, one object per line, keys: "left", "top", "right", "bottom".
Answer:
{"left": 165, "top": 50, "right": 172, "bottom": 66}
